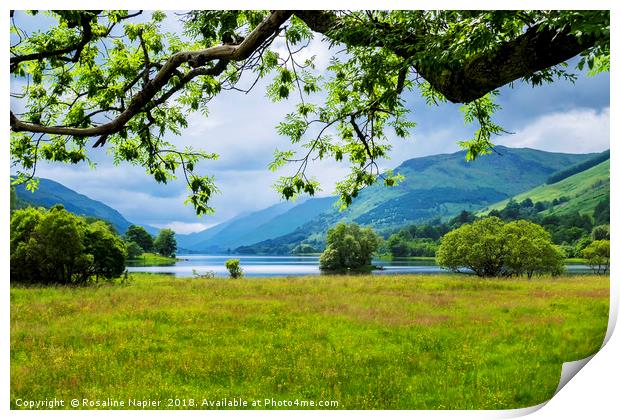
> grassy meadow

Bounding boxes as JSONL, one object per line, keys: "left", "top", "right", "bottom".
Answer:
{"left": 11, "top": 274, "right": 609, "bottom": 410}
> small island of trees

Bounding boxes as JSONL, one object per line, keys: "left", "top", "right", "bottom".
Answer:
{"left": 319, "top": 223, "right": 381, "bottom": 272}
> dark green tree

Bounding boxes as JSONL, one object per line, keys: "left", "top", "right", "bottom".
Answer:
{"left": 408, "top": 239, "right": 438, "bottom": 258}
{"left": 11, "top": 206, "right": 88, "bottom": 284}
{"left": 125, "top": 225, "right": 154, "bottom": 253}
{"left": 520, "top": 198, "right": 533, "bottom": 208}
{"left": 23, "top": 205, "right": 90, "bottom": 284}
{"left": 11, "top": 206, "right": 127, "bottom": 284}
{"left": 9, "top": 10, "right": 609, "bottom": 213}
{"left": 449, "top": 210, "right": 476, "bottom": 228}
{"left": 10, "top": 206, "right": 45, "bottom": 282}
{"left": 591, "top": 225, "right": 610, "bottom": 241}
{"left": 387, "top": 234, "right": 411, "bottom": 258}
{"left": 593, "top": 198, "right": 610, "bottom": 225}
{"left": 534, "top": 201, "right": 547, "bottom": 212}
{"left": 319, "top": 223, "right": 381, "bottom": 271}
{"left": 84, "top": 221, "right": 127, "bottom": 281}
{"left": 551, "top": 226, "right": 587, "bottom": 245}
{"left": 501, "top": 199, "right": 522, "bottom": 221}
{"left": 154, "top": 228, "right": 177, "bottom": 257}
{"left": 125, "top": 241, "right": 144, "bottom": 259}
{"left": 563, "top": 211, "right": 593, "bottom": 231}
{"left": 415, "top": 225, "right": 442, "bottom": 240}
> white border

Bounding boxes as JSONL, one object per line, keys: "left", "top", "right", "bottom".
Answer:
{"left": 3, "top": 1, "right": 617, "bottom": 419}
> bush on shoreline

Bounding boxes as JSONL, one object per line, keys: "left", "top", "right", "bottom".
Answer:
{"left": 437, "top": 217, "right": 564, "bottom": 278}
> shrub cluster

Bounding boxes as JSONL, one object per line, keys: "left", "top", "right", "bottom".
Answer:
{"left": 437, "top": 217, "right": 564, "bottom": 278}
{"left": 225, "top": 259, "right": 243, "bottom": 278}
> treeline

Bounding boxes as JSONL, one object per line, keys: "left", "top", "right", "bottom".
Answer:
{"left": 385, "top": 195, "right": 610, "bottom": 259}
{"left": 10, "top": 205, "right": 177, "bottom": 285}
{"left": 437, "top": 216, "right": 609, "bottom": 277}
{"left": 546, "top": 152, "right": 609, "bottom": 184}
{"left": 10, "top": 205, "right": 127, "bottom": 284}
{"left": 124, "top": 225, "right": 177, "bottom": 258}
{"left": 487, "top": 196, "right": 609, "bottom": 257}
{"left": 382, "top": 211, "right": 474, "bottom": 258}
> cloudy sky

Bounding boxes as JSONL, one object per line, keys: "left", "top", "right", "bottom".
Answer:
{"left": 10, "top": 12, "right": 610, "bottom": 233}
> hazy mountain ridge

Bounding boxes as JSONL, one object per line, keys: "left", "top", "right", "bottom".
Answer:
{"left": 176, "top": 196, "right": 337, "bottom": 252}
{"left": 12, "top": 177, "right": 157, "bottom": 235}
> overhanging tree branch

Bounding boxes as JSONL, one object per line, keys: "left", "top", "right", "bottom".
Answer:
{"left": 10, "top": 11, "right": 100, "bottom": 72}
{"left": 414, "top": 26, "right": 596, "bottom": 103}
{"left": 10, "top": 10, "right": 292, "bottom": 137}
{"left": 293, "top": 10, "right": 598, "bottom": 103}
{"left": 10, "top": 10, "right": 603, "bottom": 137}
{"left": 8, "top": 9, "right": 609, "bottom": 214}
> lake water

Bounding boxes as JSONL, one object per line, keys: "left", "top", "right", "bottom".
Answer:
{"left": 126, "top": 255, "right": 593, "bottom": 278}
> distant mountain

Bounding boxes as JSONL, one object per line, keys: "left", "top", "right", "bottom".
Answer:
{"left": 177, "top": 200, "right": 297, "bottom": 252}
{"left": 176, "top": 196, "right": 337, "bottom": 252}
{"left": 482, "top": 158, "right": 610, "bottom": 217}
{"left": 12, "top": 177, "right": 157, "bottom": 235}
{"left": 326, "top": 146, "right": 599, "bottom": 228}
{"left": 235, "top": 146, "right": 601, "bottom": 254}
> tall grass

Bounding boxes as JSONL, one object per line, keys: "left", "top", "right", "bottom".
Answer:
{"left": 11, "top": 274, "right": 609, "bottom": 409}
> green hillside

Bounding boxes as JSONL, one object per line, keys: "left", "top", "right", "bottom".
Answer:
{"left": 546, "top": 149, "right": 609, "bottom": 184}
{"left": 481, "top": 159, "right": 610, "bottom": 216}
{"left": 299, "top": 146, "right": 597, "bottom": 232}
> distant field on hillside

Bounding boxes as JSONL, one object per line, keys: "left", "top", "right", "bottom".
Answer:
{"left": 11, "top": 274, "right": 609, "bottom": 410}
{"left": 482, "top": 159, "right": 609, "bottom": 216}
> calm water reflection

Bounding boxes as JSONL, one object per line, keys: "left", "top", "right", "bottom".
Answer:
{"left": 126, "top": 255, "right": 592, "bottom": 278}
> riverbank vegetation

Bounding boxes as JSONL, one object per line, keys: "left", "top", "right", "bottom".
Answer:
{"left": 10, "top": 207, "right": 179, "bottom": 284}
{"left": 10, "top": 205, "right": 126, "bottom": 285}
{"left": 437, "top": 217, "right": 564, "bottom": 278}
{"left": 125, "top": 225, "right": 177, "bottom": 258}
{"left": 11, "top": 273, "right": 609, "bottom": 409}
